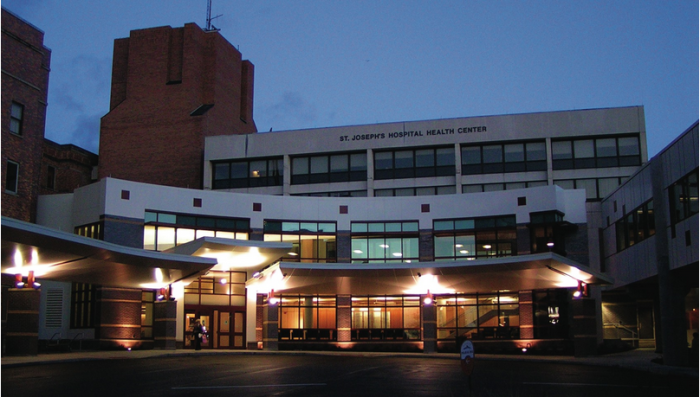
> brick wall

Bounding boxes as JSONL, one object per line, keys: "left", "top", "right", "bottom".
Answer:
{"left": 40, "top": 140, "right": 97, "bottom": 195}
{"left": 1, "top": 9, "right": 51, "bottom": 222}
{"left": 99, "top": 23, "right": 257, "bottom": 189}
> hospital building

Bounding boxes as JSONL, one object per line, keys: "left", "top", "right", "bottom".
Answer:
{"left": 2, "top": 8, "right": 697, "bottom": 366}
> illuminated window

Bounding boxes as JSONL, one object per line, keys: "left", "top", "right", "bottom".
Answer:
{"left": 263, "top": 221, "right": 337, "bottom": 263}
{"left": 278, "top": 295, "right": 337, "bottom": 341}
{"left": 351, "top": 221, "right": 419, "bottom": 263}
{"left": 144, "top": 211, "right": 249, "bottom": 251}
{"left": 436, "top": 293, "right": 519, "bottom": 340}
{"left": 350, "top": 295, "right": 421, "bottom": 340}
{"left": 434, "top": 216, "right": 516, "bottom": 260}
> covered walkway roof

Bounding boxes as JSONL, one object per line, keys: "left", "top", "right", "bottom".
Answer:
{"left": 249, "top": 253, "right": 613, "bottom": 295}
{"left": 1, "top": 217, "right": 216, "bottom": 289}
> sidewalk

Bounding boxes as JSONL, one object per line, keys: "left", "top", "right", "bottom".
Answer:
{"left": 2, "top": 347, "right": 698, "bottom": 377}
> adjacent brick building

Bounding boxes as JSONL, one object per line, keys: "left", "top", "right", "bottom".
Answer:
{"left": 40, "top": 140, "right": 98, "bottom": 195}
{"left": 98, "top": 23, "right": 257, "bottom": 189}
{"left": 1, "top": 8, "right": 51, "bottom": 222}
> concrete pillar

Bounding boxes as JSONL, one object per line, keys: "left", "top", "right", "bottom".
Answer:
{"left": 337, "top": 295, "right": 352, "bottom": 342}
{"left": 153, "top": 300, "right": 177, "bottom": 349}
{"left": 263, "top": 296, "right": 279, "bottom": 350}
{"left": 572, "top": 297, "right": 597, "bottom": 357}
{"left": 422, "top": 297, "right": 437, "bottom": 353}
{"left": 5, "top": 288, "right": 40, "bottom": 356}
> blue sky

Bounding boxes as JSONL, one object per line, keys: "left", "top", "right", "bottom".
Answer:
{"left": 4, "top": 0, "right": 698, "bottom": 157}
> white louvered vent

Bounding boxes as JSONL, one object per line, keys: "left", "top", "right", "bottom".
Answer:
{"left": 45, "top": 288, "right": 63, "bottom": 328}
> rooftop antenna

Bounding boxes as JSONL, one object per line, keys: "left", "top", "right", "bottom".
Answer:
{"left": 205, "top": 0, "right": 222, "bottom": 31}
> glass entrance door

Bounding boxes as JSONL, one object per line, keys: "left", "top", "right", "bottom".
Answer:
{"left": 215, "top": 311, "right": 245, "bottom": 349}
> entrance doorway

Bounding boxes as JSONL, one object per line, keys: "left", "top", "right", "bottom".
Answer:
{"left": 185, "top": 310, "right": 245, "bottom": 349}
{"left": 215, "top": 310, "right": 245, "bottom": 349}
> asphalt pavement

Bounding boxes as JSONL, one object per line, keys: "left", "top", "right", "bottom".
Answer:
{"left": 1, "top": 347, "right": 698, "bottom": 378}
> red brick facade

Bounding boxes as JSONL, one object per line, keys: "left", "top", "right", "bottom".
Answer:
{"left": 1, "top": 8, "right": 51, "bottom": 222}
{"left": 99, "top": 23, "right": 257, "bottom": 189}
{"left": 40, "top": 140, "right": 98, "bottom": 195}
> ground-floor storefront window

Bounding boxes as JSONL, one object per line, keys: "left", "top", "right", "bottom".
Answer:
{"left": 279, "top": 295, "right": 337, "bottom": 340}
{"left": 350, "top": 295, "right": 421, "bottom": 340}
{"left": 437, "top": 292, "right": 520, "bottom": 340}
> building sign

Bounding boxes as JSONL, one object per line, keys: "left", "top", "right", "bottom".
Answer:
{"left": 339, "top": 126, "right": 487, "bottom": 143}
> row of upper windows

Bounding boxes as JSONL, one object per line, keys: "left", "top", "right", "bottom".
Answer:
{"left": 140, "top": 215, "right": 553, "bottom": 262}
{"left": 211, "top": 135, "right": 642, "bottom": 189}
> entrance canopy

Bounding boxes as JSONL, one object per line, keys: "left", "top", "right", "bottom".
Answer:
{"left": 2, "top": 217, "right": 295, "bottom": 289}
{"left": 1, "top": 217, "right": 217, "bottom": 289}
{"left": 165, "top": 237, "right": 293, "bottom": 273}
{"left": 248, "top": 252, "right": 613, "bottom": 296}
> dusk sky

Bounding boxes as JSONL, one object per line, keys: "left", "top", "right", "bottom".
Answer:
{"left": 3, "top": 0, "right": 698, "bottom": 157}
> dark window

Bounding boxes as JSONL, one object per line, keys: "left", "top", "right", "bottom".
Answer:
{"left": 375, "top": 147, "right": 455, "bottom": 180}
{"left": 462, "top": 141, "right": 546, "bottom": 175}
{"left": 669, "top": 168, "right": 699, "bottom": 225}
{"left": 47, "top": 165, "right": 56, "bottom": 190}
{"left": 614, "top": 199, "right": 655, "bottom": 253}
{"left": 71, "top": 283, "right": 96, "bottom": 328}
{"left": 553, "top": 135, "right": 641, "bottom": 170}
{"left": 9, "top": 102, "right": 24, "bottom": 135}
{"left": 293, "top": 152, "right": 367, "bottom": 185}
{"left": 213, "top": 157, "right": 283, "bottom": 189}
{"left": 5, "top": 161, "right": 18, "bottom": 193}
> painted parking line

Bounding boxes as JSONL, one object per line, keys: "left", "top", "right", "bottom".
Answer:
{"left": 172, "top": 383, "right": 327, "bottom": 390}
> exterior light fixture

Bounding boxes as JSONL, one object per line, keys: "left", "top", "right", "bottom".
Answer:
{"left": 268, "top": 289, "right": 279, "bottom": 305}
{"left": 423, "top": 290, "right": 433, "bottom": 305}
{"left": 14, "top": 273, "right": 24, "bottom": 289}
{"left": 288, "top": 252, "right": 298, "bottom": 256}
{"left": 546, "top": 241, "right": 554, "bottom": 248}
{"left": 573, "top": 281, "right": 588, "bottom": 298}
{"left": 252, "top": 271, "right": 261, "bottom": 279}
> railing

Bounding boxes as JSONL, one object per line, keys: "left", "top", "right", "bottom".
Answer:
{"left": 351, "top": 328, "right": 421, "bottom": 341}
{"left": 605, "top": 322, "right": 638, "bottom": 339}
{"left": 71, "top": 332, "right": 85, "bottom": 351}
{"left": 279, "top": 329, "right": 337, "bottom": 341}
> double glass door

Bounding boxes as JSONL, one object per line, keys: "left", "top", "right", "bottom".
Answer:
{"left": 186, "top": 310, "right": 245, "bottom": 349}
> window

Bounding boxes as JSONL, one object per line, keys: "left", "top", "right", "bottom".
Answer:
{"left": 264, "top": 221, "right": 337, "bottom": 263}
{"left": 669, "top": 169, "right": 699, "bottom": 225}
{"left": 529, "top": 211, "right": 568, "bottom": 255}
{"left": 462, "top": 181, "right": 546, "bottom": 194}
{"left": 292, "top": 152, "right": 367, "bottom": 184}
{"left": 9, "top": 102, "right": 24, "bottom": 135}
{"left": 46, "top": 165, "right": 56, "bottom": 190}
{"left": 278, "top": 295, "right": 337, "bottom": 341}
{"left": 374, "top": 185, "right": 456, "bottom": 197}
{"left": 212, "top": 157, "right": 282, "bottom": 189}
{"left": 461, "top": 140, "right": 547, "bottom": 175}
{"left": 185, "top": 271, "right": 247, "bottom": 307}
{"left": 5, "top": 160, "right": 19, "bottom": 193}
{"left": 141, "top": 291, "right": 155, "bottom": 339}
{"left": 71, "top": 283, "right": 96, "bottom": 328}
{"left": 437, "top": 292, "right": 519, "bottom": 341}
{"left": 552, "top": 135, "right": 641, "bottom": 170}
{"left": 144, "top": 211, "right": 249, "bottom": 251}
{"left": 374, "top": 147, "right": 455, "bottom": 180}
{"left": 351, "top": 295, "right": 421, "bottom": 340}
{"left": 75, "top": 222, "right": 104, "bottom": 240}
{"left": 351, "top": 221, "right": 419, "bottom": 263}
{"left": 434, "top": 216, "right": 516, "bottom": 260}
{"left": 614, "top": 199, "right": 655, "bottom": 252}
{"left": 554, "top": 177, "right": 624, "bottom": 201}
{"left": 532, "top": 289, "right": 569, "bottom": 338}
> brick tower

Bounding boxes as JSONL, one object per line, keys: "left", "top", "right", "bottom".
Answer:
{"left": 99, "top": 23, "right": 257, "bottom": 189}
